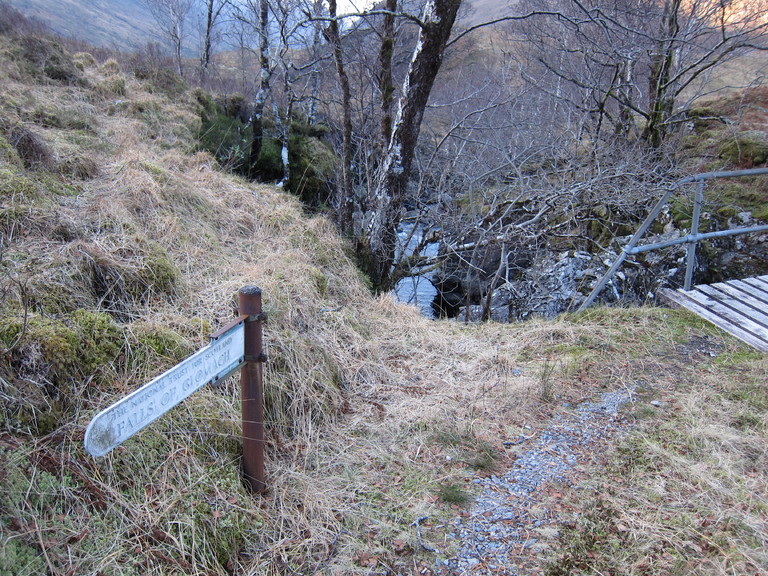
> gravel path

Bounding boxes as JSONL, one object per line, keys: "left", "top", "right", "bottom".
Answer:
{"left": 440, "top": 388, "right": 635, "bottom": 575}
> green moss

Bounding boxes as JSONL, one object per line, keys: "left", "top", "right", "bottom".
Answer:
{"left": 142, "top": 244, "right": 180, "bottom": 295}
{"left": 0, "top": 315, "right": 78, "bottom": 379}
{"left": 0, "top": 538, "right": 46, "bottom": 576}
{"left": 127, "top": 324, "right": 194, "bottom": 377}
{"left": 0, "top": 168, "right": 36, "bottom": 199}
{"left": 719, "top": 131, "right": 768, "bottom": 167}
{"left": 70, "top": 309, "right": 123, "bottom": 376}
{"left": 0, "top": 134, "right": 22, "bottom": 168}
{"left": 0, "top": 311, "right": 123, "bottom": 390}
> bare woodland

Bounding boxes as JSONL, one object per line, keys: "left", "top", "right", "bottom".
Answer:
{"left": 147, "top": 0, "right": 768, "bottom": 301}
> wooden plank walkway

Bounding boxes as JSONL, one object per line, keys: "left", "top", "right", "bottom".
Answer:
{"left": 661, "top": 275, "right": 768, "bottom": 353}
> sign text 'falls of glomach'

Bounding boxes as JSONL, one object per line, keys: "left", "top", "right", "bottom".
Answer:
{"left": 84, "top": 320, "right": 245, "bottom": 457}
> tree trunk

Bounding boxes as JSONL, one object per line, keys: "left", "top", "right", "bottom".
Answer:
{"left": 326, "top": 0, "right": 355, "bottom": 234}
{"left": 201, "top": 0, "right": 214, "bottom": 74}
{"left": 379, "top": 0, "right": 397, "bottom": 148}
{"left": 643, "top": 0, "right": 680, "bottom": 149}
{"left": 366, "top": 0, "right": 462, "bottom": 290}
{"left": 248, "top": 0, "right": 271, "bottom": 179}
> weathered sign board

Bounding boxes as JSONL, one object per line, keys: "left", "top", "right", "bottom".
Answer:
{"left": 84, "top": 318, "right": 246, "bottom": 457}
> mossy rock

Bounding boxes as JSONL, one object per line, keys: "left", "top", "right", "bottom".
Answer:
{"left": 0, "top": 311, "right": 122, "bottom": 388}
{"left": 719, "top": 131, "right": 768, "bottom": 167}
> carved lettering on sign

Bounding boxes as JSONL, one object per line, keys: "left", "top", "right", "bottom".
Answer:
{"left": 84, "top": 323, "right": 245, "bottom": 457}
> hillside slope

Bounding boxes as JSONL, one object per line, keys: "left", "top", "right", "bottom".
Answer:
{"left": 9, "top": 0, "right": 159, "bottom": 51}
{"left": 0, "top": 29, "right": 766, "bottom": 576}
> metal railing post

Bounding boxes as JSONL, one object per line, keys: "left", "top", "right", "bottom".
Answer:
{"left": 684, "top": 181, "right": 705, "bottom": 291}
{"left": 239, "top": 286, "right": 266, "bottom": 493}
{"left": 578, "top": 167, "right": 768, "bottom": 311}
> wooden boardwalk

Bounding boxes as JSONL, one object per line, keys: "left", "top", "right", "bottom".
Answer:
{"left": 661, "top": 275, "right": 768, "bottom": 353}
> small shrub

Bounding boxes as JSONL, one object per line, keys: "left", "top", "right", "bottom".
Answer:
{"left": 198, "top": 100, "right": 251, "bottom": 172}
{"left": 251, "top": 137, "right": 283, "bottom": 180}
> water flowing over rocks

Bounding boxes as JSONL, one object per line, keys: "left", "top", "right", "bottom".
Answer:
{"left": 426, "top": 210, "right": 768, "bottom": 322}
{"left": 439, "top": 389, "right": 635, "bottom": 575}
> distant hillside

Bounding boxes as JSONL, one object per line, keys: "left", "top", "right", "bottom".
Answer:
{"left": 7, "top": 0, "right": 160, "bottom": 51}
{"left": 9, "top": 0, "right": 513, "bottom": 55}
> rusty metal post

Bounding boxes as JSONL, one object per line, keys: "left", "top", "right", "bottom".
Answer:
{"left": 239, "top": 286, "right": 266, "bottom": 493}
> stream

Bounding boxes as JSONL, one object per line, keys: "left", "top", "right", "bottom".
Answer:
{"left": 393, "top": 223, "right": 439, "bottom": 318}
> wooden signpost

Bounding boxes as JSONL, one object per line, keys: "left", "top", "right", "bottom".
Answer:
{"left": 84, "top": 286, "right": 267, "bottom": 493}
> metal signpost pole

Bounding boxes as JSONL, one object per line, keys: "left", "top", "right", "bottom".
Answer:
{"left": 239, "top": 286, "right": 266, "bottom": 493}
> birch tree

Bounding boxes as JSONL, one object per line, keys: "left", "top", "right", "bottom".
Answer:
{"left": 199, "top": 0, "right": 229, "bottom": 79}
{"left": 143, "top": 0, "right": 193, "bottom": 77}
{"left": 365, "top": 0, "right": 463, "bottom": 290}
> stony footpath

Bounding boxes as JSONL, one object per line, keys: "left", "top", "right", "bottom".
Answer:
{"left": 440, "top": 389, "right": 635, "bottom": 575}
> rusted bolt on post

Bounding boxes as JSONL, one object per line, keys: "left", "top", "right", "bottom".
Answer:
{"left": 239, "top": 286, "right": 267, "bottom": 493}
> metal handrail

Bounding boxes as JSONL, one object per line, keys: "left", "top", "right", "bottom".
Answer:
{"left": 579, "top": 167, "right": 768, "bottom": 311}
